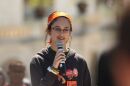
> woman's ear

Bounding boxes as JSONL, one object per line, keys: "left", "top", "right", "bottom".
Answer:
{"left": 48, "top": 31, "right": 51, "bottom": 35}
{"left": 47, "top": 29, "right": 51, "bottom": 35}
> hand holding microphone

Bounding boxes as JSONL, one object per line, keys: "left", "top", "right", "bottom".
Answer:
{"left": 52, "top": 40, "right": 66, "bottom": 69}
{"left": 52, "top": 49, "right": 66, "bottom": 69}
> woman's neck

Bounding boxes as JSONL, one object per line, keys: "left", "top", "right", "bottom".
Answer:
{"left": 50, "top": 45, "right": 57, "bottom": 52}
{"left": 50, "top": 44, "right": 68, "bottom": 52}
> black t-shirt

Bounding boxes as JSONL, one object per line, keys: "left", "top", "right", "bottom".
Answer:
{"left": 30, "top": 46, "right": 91, "bottom": 86}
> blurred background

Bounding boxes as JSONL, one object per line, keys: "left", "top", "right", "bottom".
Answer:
{"left": 0, "top": 0, "right": 128, "bottom": 86}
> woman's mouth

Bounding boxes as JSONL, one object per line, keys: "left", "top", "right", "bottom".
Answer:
{"left": 57, "top": 37, "right": 65, "bottom": 40}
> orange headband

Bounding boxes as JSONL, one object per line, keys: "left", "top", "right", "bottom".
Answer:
{"left": 48, "top": 11, "right": 72, "bottom": 25}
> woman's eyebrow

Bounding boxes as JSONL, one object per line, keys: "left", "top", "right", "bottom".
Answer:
{"left": 54, "top": 26, "right": 60, "bottom": 28}
{"left": 53, "top": 26, "right": 69, "bottom": 29}
{"left": 64, "top": 27, "right": 69, "bottom": 28}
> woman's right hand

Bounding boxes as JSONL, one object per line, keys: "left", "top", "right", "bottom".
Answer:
{"left": 52, "top": 50, "right": 66, "bottom": 69}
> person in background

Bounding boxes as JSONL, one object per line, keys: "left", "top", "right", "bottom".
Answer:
{"left": 0, "top": 68, "right": 7, "bottom": 86}
{"left": 7, "top": 60, "right": 28, "bottom": 86}
{"left": 97, "top": 6, "right": 130, "bottom": 86}
{"left": 30, "top": 11, "right": 91, "bottom": 86}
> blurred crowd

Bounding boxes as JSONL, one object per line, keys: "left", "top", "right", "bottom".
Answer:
{"left": 0, "top": 0, "right": 130, "bottom": 86}
{"left": 97, "top": 5, "right": 130, "bottom": 86}
{"left": 0, "top": 60, "right": 31, "bottom": 86}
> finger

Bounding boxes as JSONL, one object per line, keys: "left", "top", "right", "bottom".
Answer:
{"left": 55, "top": 53, "right": 65, "bottom": 59}
{"left": 53, "top": 57, "right": 66, "bottom": 68}
{"left": 56, "top": 50, "right": 64, "bottom": 55}
{"left": 55, "top": 56, "right": 66, "bottom": 61}
{"left": 57, "top": 53, "right": 65, "bottom": 57}
{"left": 56, "top": 58, "right": 66, "bottom": 65}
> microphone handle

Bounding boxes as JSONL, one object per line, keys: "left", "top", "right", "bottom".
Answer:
{"left": 59, "top": 62, "right": 66, "bottom": 74}
{"left": 58, "top": 50, "right": 66, "bottom": 74}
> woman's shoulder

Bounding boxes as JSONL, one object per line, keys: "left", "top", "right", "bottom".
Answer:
{"left": 69, "top": 49, "right": 86, "bottom": 62}
{"left": 30, "top": 47, "right": 50, "bottom": 64}
{"left": 34, "top": 47, "right": 48, "bottom": 57}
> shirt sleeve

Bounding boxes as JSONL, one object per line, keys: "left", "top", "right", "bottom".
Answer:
{"left": 30, "top": 57, "right": 58, "bottom": 86}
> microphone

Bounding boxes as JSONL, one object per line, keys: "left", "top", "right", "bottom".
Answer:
{"left": 56, "top": 40, "right": 66, "bottom": 74}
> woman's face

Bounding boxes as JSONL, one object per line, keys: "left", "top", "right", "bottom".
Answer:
{"left": 49, "top": 17, "right": 71, "bottom": 49}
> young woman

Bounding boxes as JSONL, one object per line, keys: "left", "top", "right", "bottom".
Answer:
{"left": 30, "top": 11, "right": 91, "bottom": 86}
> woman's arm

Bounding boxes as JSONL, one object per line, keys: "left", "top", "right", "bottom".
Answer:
{"left": 30, "top": 57, "right": 58, "bottom": 86}
{"left": 82, "top": 59, "right": 91, "bottom": 86}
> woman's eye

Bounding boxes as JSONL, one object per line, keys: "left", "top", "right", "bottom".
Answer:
{"left": 55, "top": 27, "right": 61, "bottom": 32}
{"left": 64, "top": 29, "right": 69, "bottom": 32}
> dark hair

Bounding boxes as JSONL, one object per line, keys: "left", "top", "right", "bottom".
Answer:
{"left": 8, "top": 60, "right": 25, "bottom": 72}
{"left": 117, "top": 7, "right": 130, "bottom": 51}
{"left": 44, "top": 16, "right": 72, "bottom": 45}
